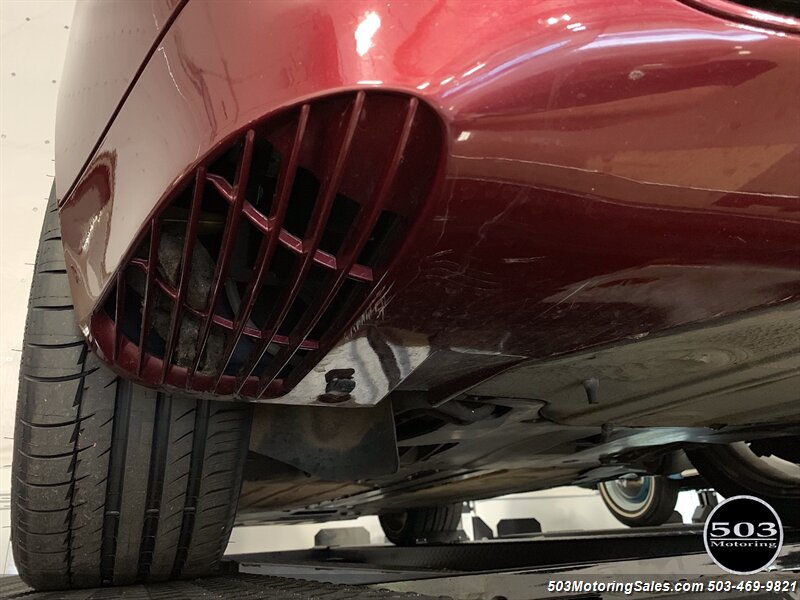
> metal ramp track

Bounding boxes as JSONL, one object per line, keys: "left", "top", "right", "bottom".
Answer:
{"left": 1, "top": 573, "right": 437, "bottom": 599}
{"left": 3, "top": 526, "right": 799, "bottom": 600}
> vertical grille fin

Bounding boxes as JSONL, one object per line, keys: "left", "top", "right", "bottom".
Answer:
{"left": 188, "top": 130, "right": 256, "bottom": 383}
{"left": 160, "top": 168, "right": 206, "bottom": 383}
{"left": 137, "top": 221, "right": 161, "bottom": 376}
{"left": 112, "top": 271, "right": 125, "bottom": 363}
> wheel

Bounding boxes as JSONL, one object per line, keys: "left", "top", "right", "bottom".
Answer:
{"left": 686, "top": 440, "right": 800, "bottom": 527}
{"left": 379, "top": 504, "right": 462, "bottom": 545}
{"left": 598, "top": 475, "right": 679, "bottom": 527}
{"left": 12, "top": 186, "right": 252, "bottom": 590}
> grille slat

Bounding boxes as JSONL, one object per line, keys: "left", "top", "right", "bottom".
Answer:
{"left": 160, "top": 168, "right": 205, "bottom": 383}
{"left": 137, "top": 221, "right": 161, "bottom": 376}
{"left": 188, "top": 130, "right": 256, "bottom": 383}
{"left": 263, "top": 96, "right": 420, "bottom": 397}
{"left": 248, "top": 91, "right": 366, "bottom": 394}
{"left": 94, "top": 91, "right": 441, "bottom": 399}
{"left": 216, "top": 104, "right": 311, "bottom": 390}
{"left": 112, "top": 270, "right": 125, "bottom": 362}
{"left": 206, "top": 172, "right": 234, "bottom": 202}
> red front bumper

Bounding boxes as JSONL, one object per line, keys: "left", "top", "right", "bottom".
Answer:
{"left": 58, "top": 0, "right": 800, "bottom": 404}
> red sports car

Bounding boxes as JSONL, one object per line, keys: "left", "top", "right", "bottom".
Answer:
{"left": 12, "top": 0, "right": 800, "bottom": 589}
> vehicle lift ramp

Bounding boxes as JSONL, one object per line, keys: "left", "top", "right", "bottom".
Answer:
{"left": 2, "top": 525, "right": 799, "bottom": 599}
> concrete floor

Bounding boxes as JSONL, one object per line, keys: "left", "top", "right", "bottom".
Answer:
{"left": 0, "top": 0, "right": 703, "bottom": 577}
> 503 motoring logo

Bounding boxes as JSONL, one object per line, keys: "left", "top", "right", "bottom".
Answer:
{"left": 703, "top": 495, "right": 784, "bottom": 574}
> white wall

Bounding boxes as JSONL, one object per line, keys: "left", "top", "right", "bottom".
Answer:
{"left": 0, "top": 0, "right": 77, "bottom": 573}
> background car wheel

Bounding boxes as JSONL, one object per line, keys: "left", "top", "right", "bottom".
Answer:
{"left": 11, "top": 187, "right": 252, "bottom": 590}
{"left": 379, "top": 504, "right": 462, "bottom": 545}
{"left": 686, "top": 441, "right": 800, "bottom": 527}
{"left": 598, "top": 475, "right": 679, "bottom": 527}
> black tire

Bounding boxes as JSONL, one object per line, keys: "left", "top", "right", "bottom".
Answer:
{"left": 598, "top": 475, "right": 679, "bottom": 527}
{"left": 11, "top": 186, "right": 252, "bottom": 590}
{"left": 686, "top": 443, "right": 800, "bottom": 527}
{"left": 379, "top": 504, "right": 462, "bottom": 545}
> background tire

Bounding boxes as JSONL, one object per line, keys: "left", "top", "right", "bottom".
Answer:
{"left": 687, "top": 443, "right": 800, "bottom": 527}
{"left": 379, "top": 504, "right": 462, "bottom": 545}
{"left": 598, "top": 475, "right": 679, "bottom": 527}
{"left": 12, "top": 186, "right": 252, "bottom": 590}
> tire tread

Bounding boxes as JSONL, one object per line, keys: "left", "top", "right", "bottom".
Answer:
{"left": 12, "top": 186, "right": 251, "bottom": 590}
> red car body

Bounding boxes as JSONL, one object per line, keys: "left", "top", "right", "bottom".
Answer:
{"left": 52, "top": 0, "right": 800, "bottom": 512}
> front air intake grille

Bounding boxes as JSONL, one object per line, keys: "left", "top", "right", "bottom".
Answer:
{"left": 93, "top": 91, "right": 442, "bottom": 398}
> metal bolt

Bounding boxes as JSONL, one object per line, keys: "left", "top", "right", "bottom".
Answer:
{"left": 320, "top": 368, "right": 356, "bottom": 401}
{"left": 583, "top": 377, "right": 600, "bottom": 404}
